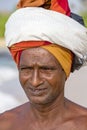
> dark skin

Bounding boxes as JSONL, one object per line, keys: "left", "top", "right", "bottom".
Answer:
{"left": 0, "top": 47, "right": 87, "bottom": 130}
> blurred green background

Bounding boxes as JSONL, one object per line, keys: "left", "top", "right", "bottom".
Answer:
{"left": 82, "top": 12, "right": 87, "bottom": 27}
{"left": 0, "top": 13, "right": 10, "bottom": 38}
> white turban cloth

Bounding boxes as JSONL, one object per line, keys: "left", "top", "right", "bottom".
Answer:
{"left": 5, "top": 7, "right": 87, "bottom": 71}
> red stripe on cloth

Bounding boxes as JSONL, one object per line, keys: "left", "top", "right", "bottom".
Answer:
{"left": 9, "top": 41, "right": 51, "bottom": 65}
{"left": 50, "top": 0, "right": 71, "bottom": 16}
{"left": 58, "top": 0, "right": 70, "bottom": 16}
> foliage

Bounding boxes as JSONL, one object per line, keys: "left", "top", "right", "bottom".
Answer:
{"left": 0, "top": 13, "right": 10, "bottom": 38}
{"left": 82, "top": 12, "right": 87, "bottom": 27}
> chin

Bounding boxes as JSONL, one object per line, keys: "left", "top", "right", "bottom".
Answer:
{"left": 27, "top": 95, "right": 52, "bottom": 105}
{"left": 28, "top": 93, "right": 57, "bottom": 106}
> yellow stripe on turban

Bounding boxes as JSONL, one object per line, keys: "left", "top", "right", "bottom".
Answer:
{"left": 9, "top": 41, "right": 73, "bottom": 77}
{"left": 42, "top": 44, "right": 73, "bottom": 77}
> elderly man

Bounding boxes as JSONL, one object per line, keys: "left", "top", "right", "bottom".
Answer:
{"left": 0, "top": 0, "right": 87, "bottom": 129}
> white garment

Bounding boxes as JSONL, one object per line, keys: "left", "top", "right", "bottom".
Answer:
{"left": 5, "top": 7, "right": 87, "bottom": 68}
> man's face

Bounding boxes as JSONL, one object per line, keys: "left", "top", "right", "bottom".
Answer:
{"left": 19, "top": 47, "right": 66, "bottom": 105}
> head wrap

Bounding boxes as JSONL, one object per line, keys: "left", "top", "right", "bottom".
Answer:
{"left": 5, "top": 8, "right": 87, "bottom": 77}
{"left": 6, "top": 0, "right": 71, "bottom": 77}
{"left": 9, "top": 41, "right": 73, "bottom": 77}
{"left": 42, "top": 44, "right": 73, "bottom": 77}
{"left": 17, "top": 0, "right": 70, "bottom": 16}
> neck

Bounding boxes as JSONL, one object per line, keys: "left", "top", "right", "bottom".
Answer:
{"left": 30, "top": 93, "right": 67, "bottom": 122}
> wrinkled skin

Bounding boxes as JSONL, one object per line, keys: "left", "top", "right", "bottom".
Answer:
{"left": 19, "top": 47, "right": 66, "bottom": 106}
{"left": 0, "top": 47, "right": 87, "bottom": 130}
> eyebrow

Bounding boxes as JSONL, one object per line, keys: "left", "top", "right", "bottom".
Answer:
{"left": 18, "top": 64, "right": 57, "bottom": 69}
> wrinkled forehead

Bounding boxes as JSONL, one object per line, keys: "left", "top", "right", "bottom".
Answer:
{"left": 20, "top": 47, "right": 60, "bottom": 66}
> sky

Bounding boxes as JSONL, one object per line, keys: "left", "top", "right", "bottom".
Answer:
{"left": 0, "top": 0, "right": 18, "bottom": 12}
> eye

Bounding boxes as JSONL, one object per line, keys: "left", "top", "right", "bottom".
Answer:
{"left": 19, "top": 66, "right": 33, "bottom": 75}
{"left": 20, "top": 67, "right": 33, "bottom": 70}
{"left": 40, "top": 66, "right": 56, "bottom": 72}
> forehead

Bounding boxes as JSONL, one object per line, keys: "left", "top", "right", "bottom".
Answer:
{"left": 20, "top": 47, "right": 60, "bottom": 66}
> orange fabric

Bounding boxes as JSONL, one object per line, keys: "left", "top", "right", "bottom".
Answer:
{"left": 9, "top": 42, "right": 73, "bottom": 77}
{"left": 42, "top": 44, "right": 73, "bottom": 77}
{"left": 17, "top": 0, "right": 70, "bottom": 16}
{"left": 8, "top": 0, "right": 72, "bottom": 77}
{"left": 50, "top": 0, "right": 70, "bottom": 15}
{"left": 17, "top": 0, "right": 47, "bottom": 8}
{"left": 9, "top": 41, "right": 51, "bottom": 65}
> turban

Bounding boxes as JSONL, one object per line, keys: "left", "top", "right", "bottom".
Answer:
{"left": 9, "top": 41, "right": 73, "bottom": 77}
{"left": 5, "top": 8, "right": 87, "bottom": 77}
{"left": 17, "top": 0, "right": 70, "bottom": 16}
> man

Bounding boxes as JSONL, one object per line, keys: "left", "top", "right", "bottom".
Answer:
{"left": 0, "top": 2, "right": 87, "bottom": 130}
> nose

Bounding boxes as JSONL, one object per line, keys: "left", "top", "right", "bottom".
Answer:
{"left": 29, "top": 69, "right": 43, "bottom": 87}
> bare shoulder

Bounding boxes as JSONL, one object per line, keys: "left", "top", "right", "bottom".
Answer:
{"left": 0, "top": 102, "right": 30, "bottom": 130}
{"left": 66, "top": 98, "right": 87, "bottom": 112}
{"left": 0, "top": 108, "right": 18, "bottom": 130}
{"left": 66, "top": 98, "right": 87, "bottom": 129}
{"left": 73, "top": 106, "right": 87, "bottom": 130}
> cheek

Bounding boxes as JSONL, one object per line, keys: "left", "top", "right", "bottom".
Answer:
{"left": 19, "top": 72, "right": 28, "bottom": 87}
{"left": 47, "top": 71, "right": 65, "bottom": 90}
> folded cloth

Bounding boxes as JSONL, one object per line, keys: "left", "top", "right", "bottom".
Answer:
{"left": 5, "top": 7, "right": 87, "bottom": 71}
{"left": 17, "top": 0, "right": 70, "bottom": 16}
{"left": 42, "top": 44, "right": 73, "bottom": 77}
{"left": 9, "top": 41, "right": 73, "bottom": 77}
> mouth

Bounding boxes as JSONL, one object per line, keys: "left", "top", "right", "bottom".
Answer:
{"left": 28, "top": 87, "right": 47, "bottom": 96}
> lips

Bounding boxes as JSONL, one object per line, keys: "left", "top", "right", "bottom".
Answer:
{"left": 28, "top": 87, "right": 47, "bottom": 96}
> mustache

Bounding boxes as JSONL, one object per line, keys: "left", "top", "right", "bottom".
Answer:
{"left": 25, "top": 82, "right": 48, "bottom": 91}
